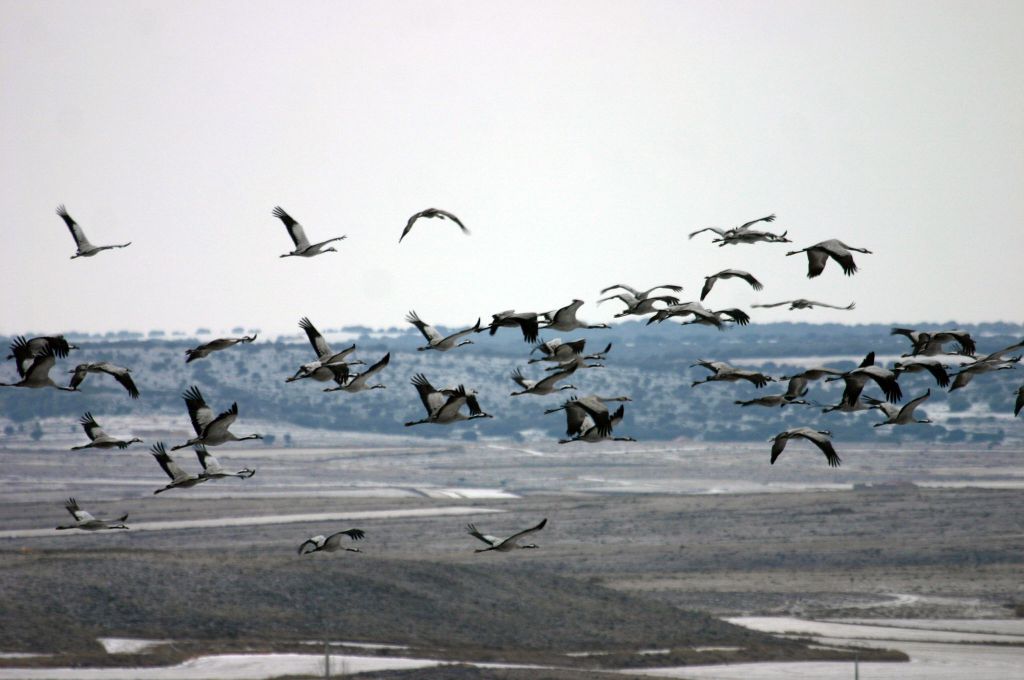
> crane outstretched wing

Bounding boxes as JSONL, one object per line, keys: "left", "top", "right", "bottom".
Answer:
{"left": 57, "top": 205, "right": 92, "bottom": 249}
{"left": 273, "top": 206, "right": 310, "bottom": 250}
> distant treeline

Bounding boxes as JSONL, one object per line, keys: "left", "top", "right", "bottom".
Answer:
{"left": 1, "top": 322, "right": 1020, "bottom": 444}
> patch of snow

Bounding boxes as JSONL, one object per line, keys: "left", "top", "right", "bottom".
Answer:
{"left": 486, "top": 444, "right": 547, "bottom": 457}
{"left": 822, "top": 618, "right": 1024, "bottom": 636}
{"left": 0, "top": 506, "right": 504, "bottom": 540}
{"left": 692, "top": 646, "right": 742, "bottom": 652}
{"left": 623, "top": 618, "right": 1024, "bottom": 680}
{"left": 915, "top": 480, "right": 1024, "bottom": 490}
{"left": 299, "top": 640, "right": 410, "bottom": 650}
{"left": 0, "top": 653, "right": 439, "bottom": 679}
{"left": 425, "top": 488, "right": 521, "bottom": 499}
{"left": 726, "top": 616, "right": 1024, "bottom": 643}
{"left": 97, "top": 638, "right": 170, "bottom": 654}
{"left": 0, "top": 653, "right": 562, "bottom": 679}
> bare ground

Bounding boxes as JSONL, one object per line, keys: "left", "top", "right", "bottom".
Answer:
{"left": 2, "top": 485, "right": 1021, "bottom": 671}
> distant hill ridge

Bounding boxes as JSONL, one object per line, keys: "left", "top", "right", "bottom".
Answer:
{"left": 0, "top": 552, "right": 768, "bottom": 653}
{"left": 1, "top": 322, "right": 1020, "bottom": 443}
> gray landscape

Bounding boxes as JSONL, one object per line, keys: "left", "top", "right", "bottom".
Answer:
{"left": 2, "top": 321, "right": 1020, "bottom": 445}
{"left": 4, "top": 1, "right": 1023, "bottom": 677}
{"left": 1, "top": 324, "right": 1023, "bottom": 678}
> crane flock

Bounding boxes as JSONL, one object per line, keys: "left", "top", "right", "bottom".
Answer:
{"left": 4, "top": 208, "right": 1021, "bottom": 556}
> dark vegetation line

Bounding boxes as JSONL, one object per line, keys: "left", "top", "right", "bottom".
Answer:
{"left": 1, "top": 322, "right": 1019, "bottom": 444}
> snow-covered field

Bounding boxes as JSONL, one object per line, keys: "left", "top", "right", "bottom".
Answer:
{"left": 628, "top": 617, "right": 1024, "bottom": 680}
{"left": 727, "top": 616, "right": 1024, "bottom": 644}
{"left": 0, "top": 506, "right": 503, "bottom": 539}
{"left": 629, "top": 644, "right": 1024, "bottom": 680}
{"left": 96, "top": 639, "right": 170, "bottom": 655}
{"left": 3, "top": 439, "right": 1022, "bottom": 679}
{"left": 0, "top": 653, "right": 441, "bottom": 679}
{"left": 3, "top": 439, "right": 1023, "bottom": 507}
{"left": 825, "top": 618, "right": 1024, "bottom": 635}
{"left": 3, "top": 618, "right": 1023, "bottom": 679}
{"left": 622, "top": 618, "right": 1024, "bottom": 680}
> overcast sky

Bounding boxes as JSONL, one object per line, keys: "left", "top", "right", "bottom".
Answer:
{"left": 2, "top": 1, "right": 1022, "bottom": 337}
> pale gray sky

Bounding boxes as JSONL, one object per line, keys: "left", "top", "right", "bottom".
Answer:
{"left": 2, "top": 1, "right": 1022, "bottom": 336}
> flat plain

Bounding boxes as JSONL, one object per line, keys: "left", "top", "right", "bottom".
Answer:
{"left": 1, "top": 438, "right": 1022, "bottom": 677}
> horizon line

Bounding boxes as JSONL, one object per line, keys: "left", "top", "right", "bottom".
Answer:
{"left": 2, "top": 318, "right": 1021, "bottom": 341}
